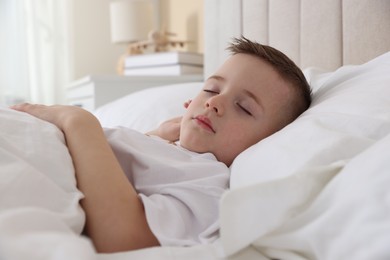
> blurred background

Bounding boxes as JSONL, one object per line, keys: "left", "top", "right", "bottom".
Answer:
{"left": 0, "top": 0, "right": 203, "bottom": 106}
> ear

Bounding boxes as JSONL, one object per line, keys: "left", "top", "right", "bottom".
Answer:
{"left": 183, "top": 99, "right": 192, "bottom": 109}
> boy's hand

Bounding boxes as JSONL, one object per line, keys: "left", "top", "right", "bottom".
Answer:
{"left": 147, "top": 116, "right": 182, "bottom": 142}
{"left": 10, "top": 103, "right": 97, "bottom": 131}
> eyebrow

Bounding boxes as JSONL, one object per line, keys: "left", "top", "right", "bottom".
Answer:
{"left": 207, "top": 75, "right": 225, "bottom": 82}
{"left": 243, "top": 89, "right": 262, "bottom": 108}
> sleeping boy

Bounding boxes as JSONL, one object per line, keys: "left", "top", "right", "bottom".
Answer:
{"left": 11, "top": 37, "right": 311, "bottom": 253}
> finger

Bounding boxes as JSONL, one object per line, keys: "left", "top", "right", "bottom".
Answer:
{"left": 10, "top": 103, "right": 33, "bottom": 112}
{"left": 10, "top": 103, "right": 46, "bottom": 113}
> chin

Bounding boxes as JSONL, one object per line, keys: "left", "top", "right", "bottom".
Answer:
{"left": 179, "top": 136, "right": 209, "bottom": 154}
{"left": 180, "top": 140, "right": 204, "bottom": 153}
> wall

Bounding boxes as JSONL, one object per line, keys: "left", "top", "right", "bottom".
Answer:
{"left": 161, "top": 0, "right": 204, "bottom": 53}
{"left": 69, "top": 0, "right": 204, "bottom": 81}
{"left": 69, "top": 0, "right": 124, "bottom": 80}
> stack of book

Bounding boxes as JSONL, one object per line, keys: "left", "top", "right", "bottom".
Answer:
{"left": 123, "top": 51, "right": 203, "bottom": 76}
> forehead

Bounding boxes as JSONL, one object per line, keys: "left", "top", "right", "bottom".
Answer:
{"left": 213, "top": 53, "right": 292, "bottom": 103}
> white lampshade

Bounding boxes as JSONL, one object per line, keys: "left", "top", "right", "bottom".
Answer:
{"left": 110, "top": 0, "right": 154, "bottom": 43}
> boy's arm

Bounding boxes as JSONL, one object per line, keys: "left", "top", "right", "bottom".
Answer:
{"left": 11, "top": 104, "right": 159, "bottom": 253}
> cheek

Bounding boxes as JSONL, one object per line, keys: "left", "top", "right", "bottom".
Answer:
{"left": 188, "top": 92, "right": 202, "bottom": 103}
{"left": 220, "top": 124, "right": 247, "bottom": 147}
{"left": 224, "top": 121, "right": 263, "bottom": 148}
{"left": 187, "top": 97, "right": 204, "bottom": 110}
{"left": 179, "top": 119, "right": 208, "bottom": 152}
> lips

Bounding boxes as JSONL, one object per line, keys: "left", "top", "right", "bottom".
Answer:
{"left": 194, "top": 115, "right": 216, "bottom": 133}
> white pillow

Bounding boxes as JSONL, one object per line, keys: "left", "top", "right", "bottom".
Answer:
{"left": 94, "top": 82, "right": 203, "bottom": 132}
{"left": 230, "top": 51, "right": 390, "bottom": 188}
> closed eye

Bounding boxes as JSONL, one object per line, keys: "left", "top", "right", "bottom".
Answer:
{"left": 237, "top": 103, "right": 252, "bottom": 116}
{"left": 203, "top": 89, "right": 219, "bottom": 94}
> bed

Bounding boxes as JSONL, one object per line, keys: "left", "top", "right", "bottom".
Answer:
{"left": 1, "top": 0, "right": 390, "bottom": 259}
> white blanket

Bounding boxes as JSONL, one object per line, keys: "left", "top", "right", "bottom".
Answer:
{"left": 1, "top": 112, "right": 389, "bottom": 260}
{"left": 0, "top": 107, "right": 95, "bottom": 260}
{"left": 0, "top": 112, "right": 389, "bottom": 259}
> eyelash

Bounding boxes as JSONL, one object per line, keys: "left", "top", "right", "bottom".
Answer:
{"left": 203, "top": 89, "right": 218, "bottom": 94}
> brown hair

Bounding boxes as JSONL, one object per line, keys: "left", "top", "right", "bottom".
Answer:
{"left": 227, "top": 36, "right": 312, "bottom": 123}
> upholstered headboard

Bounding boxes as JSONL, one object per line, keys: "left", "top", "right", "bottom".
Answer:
{"left": 204, "top": 0, "right": 390, "bottom": 77}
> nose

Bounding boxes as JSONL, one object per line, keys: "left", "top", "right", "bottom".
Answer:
{"left": 206, "top": 96, "right": 224, "bottom": 115}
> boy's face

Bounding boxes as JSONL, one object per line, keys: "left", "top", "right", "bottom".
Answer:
{"left": 180, "top": 53, "right": 293, "bottom": 166}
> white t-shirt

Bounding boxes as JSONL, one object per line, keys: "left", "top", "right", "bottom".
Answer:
{"left": 104, "top": 127, "right": 230, "bottom": 246}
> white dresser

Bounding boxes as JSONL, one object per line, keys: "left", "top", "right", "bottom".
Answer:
{"left": 67, "top": 74, "right": 203, "bottom": 112}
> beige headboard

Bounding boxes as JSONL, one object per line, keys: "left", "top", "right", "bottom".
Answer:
{"left": 204, "top": 0, "right": 390, "bottom": 77}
